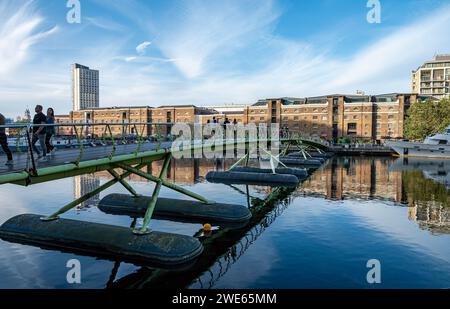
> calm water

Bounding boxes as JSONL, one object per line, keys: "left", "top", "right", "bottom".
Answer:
{"left": 0, "top": 157, "right": 449, "bottom": 289}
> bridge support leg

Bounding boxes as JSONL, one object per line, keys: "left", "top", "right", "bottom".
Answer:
{"left": 115, "top": 162, "right": 214, "bottom": 205}
{"left": 108, "top": 169, "right": 139, "bottom": 197}
{"left": 133, "top": 153, "right": 171, "bottom": 235}
{"left": 228, "top": 152, "right": 249, "bottom": 171}
{"left": 40, "top": 163, "right": 146, "bottom": 221}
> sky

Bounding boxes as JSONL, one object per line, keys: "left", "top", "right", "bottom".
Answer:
{"left": 1, "top": 0, "right": 450, "bottom": 118}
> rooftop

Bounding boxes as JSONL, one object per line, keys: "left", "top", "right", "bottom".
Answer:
{"left": 74, "top": 106, "right": 151, "bottom": 111}
{"left": 433, "top": 54, "right": 450, "bottom": 61}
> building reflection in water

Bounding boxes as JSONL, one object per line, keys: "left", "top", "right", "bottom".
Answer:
{"left": 299, "top": 157, "right": 450, "bottom": 234}
{"left": 73, "top": 157, "right": 450, "bottom": 233}
{"left": 73, "top": 175, "right": 100, "bottom": 209}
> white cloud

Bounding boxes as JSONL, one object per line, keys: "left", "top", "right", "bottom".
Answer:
{"left": 154, "top": 0, "right": 280, "bottom": 78}
{"left": 124, "top": 56, "right": 137, "bottom": 62}
{"left": 1, "top": 1, "right": 450, "bottom": 119}
{"left": 93, "top": 2, "right": 450, "bottom": 109}
{"left": 0, "top": 0, "right": 57, "bottom": 76}
{"left": 85, "top": 16, "right": 126, "bottom": 32}
{"left": 136, "top": 41, "right": 151, "bottom": 55}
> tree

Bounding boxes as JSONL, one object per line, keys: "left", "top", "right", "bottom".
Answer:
{"left": 24, "top": 108, "right": 31, "bottom": 122}
{"left": 404, "top": 98, "right": 450, "bottom": 140}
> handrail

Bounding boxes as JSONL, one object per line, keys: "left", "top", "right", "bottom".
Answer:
{"left": 0, "top": 121, "right": 177, "bottom": 129}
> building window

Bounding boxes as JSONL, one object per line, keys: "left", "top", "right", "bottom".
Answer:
{"left": 294, "top": 116, "right": 299, "bottom": 120}
{"left": 347, "top": 123, "right": 357, "bottom": 131}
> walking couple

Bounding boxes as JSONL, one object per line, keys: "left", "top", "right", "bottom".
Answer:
{"left": 30, "top": 105, "right": 56, "bottom": 162}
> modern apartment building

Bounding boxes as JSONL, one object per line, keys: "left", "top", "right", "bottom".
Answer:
{"left": 411, "top": 54, "right": 450, "bottom": 99}
{"left": 72, "top": 63, "right": 100, "bottom": 111}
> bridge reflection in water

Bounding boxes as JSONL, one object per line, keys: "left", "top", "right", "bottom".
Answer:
{"left": 69, "top": 156, "right": 449, "bottom": 288}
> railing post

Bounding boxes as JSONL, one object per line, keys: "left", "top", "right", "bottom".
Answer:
{"left": 25, "top": 127, "right": 37, "bottom": 175}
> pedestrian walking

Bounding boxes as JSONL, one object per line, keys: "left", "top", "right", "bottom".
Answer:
{"left": 31, "top": 105, "right": 47, "bottom": 161}
{"left": 45, "top": 108, "right": 56, "bottom": 154}
{"left": 0, "top": 113, "right": 13, "bottom": 165}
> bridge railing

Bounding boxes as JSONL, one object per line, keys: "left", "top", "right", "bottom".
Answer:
{"left": 0, "top": 121, "right": 329, "bottom": 175}
{"left": 0, "top": 122, "right": 177, "bottom": 174}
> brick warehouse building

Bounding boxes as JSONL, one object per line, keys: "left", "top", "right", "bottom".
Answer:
{"left": 55, "top": 93, "right": 435, "bottom": 143}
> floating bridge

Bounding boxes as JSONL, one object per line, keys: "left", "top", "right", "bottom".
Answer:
{"left": 0, "top": 121, "right": 331, "bottom": 267}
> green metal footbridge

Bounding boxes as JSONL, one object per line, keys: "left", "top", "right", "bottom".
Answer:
{"left": 0, "top": 122, "right": 329, "bottom": 266}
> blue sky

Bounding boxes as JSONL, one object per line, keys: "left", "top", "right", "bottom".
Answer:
{"left": 1, "top": 0, "right": 450, "bottom": 118}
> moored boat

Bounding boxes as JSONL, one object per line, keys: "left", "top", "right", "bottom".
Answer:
{"left": 386, "top": 125, "right": 450, "bottom": 159}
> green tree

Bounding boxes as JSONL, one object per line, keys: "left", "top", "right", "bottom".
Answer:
{"left": 404, "top": 98, "right": 450, "bottom": 140}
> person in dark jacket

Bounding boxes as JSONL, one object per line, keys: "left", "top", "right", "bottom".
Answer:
{"left": 31, "top": 105, "right": 47, "bottom": 161}
{"left": 45, "top": 108, "right": 55, "bottom": 154}
{"left": 0, "top": 113, "right": 13, "bottom": 165}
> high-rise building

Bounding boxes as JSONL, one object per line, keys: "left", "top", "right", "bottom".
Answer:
{"left": 411, "top": 54, "right": 450, "bottom": 99}
{"left": 72, "top": 63, "right": 99, "bottom": 111}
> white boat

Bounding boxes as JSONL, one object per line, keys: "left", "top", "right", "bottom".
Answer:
{"left": 386, "top": 125, "right": 450, "bottom": 159}
{"left": 389, "top": 158, "right": 450, "bottom": 189}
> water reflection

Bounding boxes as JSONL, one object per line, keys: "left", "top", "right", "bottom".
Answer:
{"left": 299, "top": 157, "right": 450, "bottom": 234}
{"left": 392, "top": 158, "right": 450, "bottom": 234}
{"left": 74, "top": 157, "right": 450, "bottom": 238}
{"left": 0, "top": 156, "right": 449, "bottom": 288}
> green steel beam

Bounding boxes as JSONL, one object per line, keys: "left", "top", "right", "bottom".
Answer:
{"left": 41, "top": 163, "right": 146, "bottom": 221}
{"left": 228, "top": 153, "right": 249, "bottom": 171}
{"left": 134, "top": 153, "right": 172, "bottom": 235}
{"left": 0, "top": 149, "right": 169, "bottom": 186}
{"left": 0, "top": 136, "right": 327, "bottom": 187}
{"left": 115, "top": 162, "right": 214, "bottom": 204}
{"left": 108, "top": 169, "right": 139, "bottom": 197}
